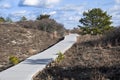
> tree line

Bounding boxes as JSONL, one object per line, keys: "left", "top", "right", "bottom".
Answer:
{"left": 0, "top": 14, "right": 51, "bottom": 23}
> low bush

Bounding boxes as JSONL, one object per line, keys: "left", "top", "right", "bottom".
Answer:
{"left": 17, "top": 19, "right": 66, "bottom": 37}
{"left": 9, "top": 56, "right": 20, "bottom": 65}
{"left": 86, "top": 27, "right": 120, "bottom": 47}
{"left": 56, "top": 52, "right": 64, "bottom": 63}
{"left": 103, "top": 27, "right": 120, "bottom": 46}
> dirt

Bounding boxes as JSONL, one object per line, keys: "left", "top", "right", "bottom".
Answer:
{"left": 0, "top": 23, "right": 61, "bottom": 72}
{"left": 34, "top": 35, "right": 120, "bottom": 80}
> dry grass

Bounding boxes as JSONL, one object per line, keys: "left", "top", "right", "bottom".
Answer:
{"left": 0, "top": 24, "right": 60, "bottom": 72}
{"left": 34, "top": 31, "right": 120, "bottom": 80}
{"left": 102, "top": 27, "right": 120, "bottom": 46}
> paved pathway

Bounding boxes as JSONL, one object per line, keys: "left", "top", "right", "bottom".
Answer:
{"left": 0, "top": 34, "right": 79, "bottom": 80}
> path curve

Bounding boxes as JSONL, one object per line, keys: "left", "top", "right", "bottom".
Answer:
{"left": 0, "top": 34, "right": 79, "bottom": 80}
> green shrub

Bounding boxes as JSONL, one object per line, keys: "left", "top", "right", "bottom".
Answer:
{"left": 56, "top": 52, "right": 64, "bottom": 63}
{"left": 9, "top": 56, "right": 20, "bottom": 65}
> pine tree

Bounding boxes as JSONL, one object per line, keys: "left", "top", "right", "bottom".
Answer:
{"left": 79, "top": 8, "right": 113, "bottom": 34}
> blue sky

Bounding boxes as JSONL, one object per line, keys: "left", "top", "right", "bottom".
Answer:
{"left": 0, "top": 0, "right": 120, "bottom": 29}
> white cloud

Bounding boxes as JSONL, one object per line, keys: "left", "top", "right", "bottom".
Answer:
{"left": 9, "top": 10, "right": 28, "bottom": 18}
{"left": 43, "top": 11, "right": 57, "bottom": 15}
{"left": 61, "top": 4, "right": 85, "bottom": 12}
{"left": 9, "top": 10, "right": 38, "bottom": 21}
{"left": 21, "top": 0, "right": 60, "bottom": 8}
{"left": 46, "top": 4, "right": 87, "bottom": 29}
{"left": 27, "top": 14, "right": 36, "bottom": 20}
{"left": 22, "top": 0, "right": 40, "bottom": 6}
{"left": 55, "top": 4, "right": 85, "bottom": 26}
{"left": 111, "top": 5, "right": 120, "bottom": 11}
{"left": 48, "top": 11, "right": 57, "bottom": 15}
{"left": 0, "top": 3, "right": 11, "bottom": 9}
{"left": 115, "top": 0, "right": 120, "bottom": 4}
{"left": 111, "top": 11, "right": 120, "bottom": 19}
{"left": 107, "top": 1, "right": 120, "bottom": 26}
{"left": 68, "top": 16, "right": 80, "bottom": 21}
{"left": 46, "top": 0, "right": 60, "bottom": 5}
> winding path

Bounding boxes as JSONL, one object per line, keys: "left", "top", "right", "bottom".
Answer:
{"left": 0, "top": 34, "right": 79, "bottom": 80}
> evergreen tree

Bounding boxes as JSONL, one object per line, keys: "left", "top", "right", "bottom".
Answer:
{"left": 79, "top": 8, "right": 113, "bottom": 34}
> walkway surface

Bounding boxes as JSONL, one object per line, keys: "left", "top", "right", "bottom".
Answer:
{"left": 0, "top": 34, "right": 79, "bottom": 80}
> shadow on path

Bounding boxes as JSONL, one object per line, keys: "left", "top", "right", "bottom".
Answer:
{"left": 24, "top": 58, "right": 53, "bottom": 65}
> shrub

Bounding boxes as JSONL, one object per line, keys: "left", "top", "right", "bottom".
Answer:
{"left": 103, "top": 27, "right": 120, "bottom": 46}
{"left": 56, "top": 52, "right": 64, "bottom": 63}
{"left": 9, "top": 56, "right": 20, "bottom": 65}
{"left": 17, "top": 19, "right": 66, "bottom": 37}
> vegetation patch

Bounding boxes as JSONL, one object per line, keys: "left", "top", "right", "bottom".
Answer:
{"left": 34, "top": 27, "right": 120, "bottom": 80}
{"left": 78, "top": 8, "right": 113, "bottom": 35}
{"left": 56, "top": 52, "right": 64, "bottom": 63}
{"left": 9, "top": 56, "right": 20, "bottom": 65}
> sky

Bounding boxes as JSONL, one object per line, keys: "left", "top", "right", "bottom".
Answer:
{"left": 0, "top": 0, "right": 120, "bottom": 29}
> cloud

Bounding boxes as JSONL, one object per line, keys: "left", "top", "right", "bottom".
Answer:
{"left": 10, "top": 10, "right": 27, "bottom": 17}
{"left": 55, "top": 4, "right": 85, "bottom": 24}
{"left": 110, "top": 5, "right": 120, "bottom": 12}
{"left": 19, "top": 0, "right": 60, "bottom": 8}
{"left": 0, "top": 3, "right": 11, "bottom": 9}
{"left": 60, "top": 4, "right": 85, "bottom": 12}
{"left": 21, "top": 0, "right": 40, "bottom": 6}
{"left": 42, "top": 11, "right": 57, "bottom": 15}
{"left": 111, "top": 13, "right": 120, "bottom": 24}
{"left": 51, "top": 10, "right": 82, "bottom": 29}
{"left": 115, "top": 0, "right": 120, "bottom": 4}
{"left": 46, "top": 4, "right": 87, "bottom": 29}
{"left": 68, "top": 16, "right": 80, "bottom": 22}
{"left": 53, "top": 4, "right": 85, "bottom": 21}
{"left": 109, "top": 4, "right": 120, "bottom": 26}
{"left": 49, "top": 11, "right": 56, "bottom": 15}
{"left": 9, "top": 10, "right": 39, "bottom": 21}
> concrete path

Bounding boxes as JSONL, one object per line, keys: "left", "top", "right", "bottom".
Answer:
{"left": 0, "top": 34, "right": 79, "bottom": 80}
